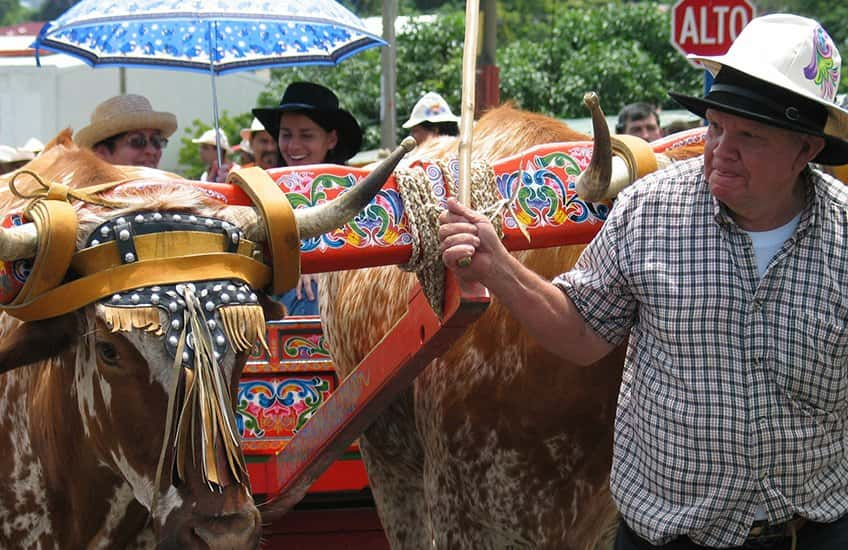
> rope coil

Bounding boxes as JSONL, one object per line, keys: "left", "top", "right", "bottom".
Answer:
{"left": 395, "top": 159, "right": 507, "bottom": 316}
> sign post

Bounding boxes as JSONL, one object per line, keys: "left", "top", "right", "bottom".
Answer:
{"left": 670, "top": 0, "right": 756, "bottom": 95}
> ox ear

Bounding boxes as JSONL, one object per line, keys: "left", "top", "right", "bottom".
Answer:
{"left": 0, "top": 313, "right": 80, "bottom": 374}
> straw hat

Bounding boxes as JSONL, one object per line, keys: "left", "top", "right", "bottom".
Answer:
{"left": 402, "top": 92, "right": 460, "bottom": 129}
{"left": 191, "top": 128, "right": 231, "bottom": 152}
{"left": 669, "top": 14, "right": 848, "bottom": 165}
{"left": 240, "top": 118, "right": 267, "bottom": 142}
{"left": 252, "top": 82, "right": 362, "bottom": 164}
{"left": 75, "top": 94, "right": 178, "bottom": 148}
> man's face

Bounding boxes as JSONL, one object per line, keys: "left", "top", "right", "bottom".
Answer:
{"left": 410, "top": 125, "right": 437, "bottom": 145}
{"left": 703, "top": 108, "right": 823, "bottom": 229}
{"left": 199, "top": 144, "right": 219, "bottom": 167}
{"left": 249, "top": 130, "right": 280, "bottom": 170}
{"left": 623, "top": 116, "right": 663, "bottom": 142}
{"left": 95, "top": 129, "right": 167, "bottom": 168}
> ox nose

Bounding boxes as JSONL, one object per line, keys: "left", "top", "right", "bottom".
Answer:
{"left": 192, "top": 508, "right": 261, "bottom": 550}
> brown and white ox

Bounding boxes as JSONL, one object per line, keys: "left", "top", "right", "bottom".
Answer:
{"left": 0, "top": 130, "right": 399, "bottom": 549}
{"left": 320, "top": 105, "right": 702, "bottom": 549}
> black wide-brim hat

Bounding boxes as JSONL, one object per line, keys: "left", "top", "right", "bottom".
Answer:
{"left": 253, "top": 82, "right": 363, "bottom": 164}
{"left": 668, "top": 14, "right": 848, "bottom": 166}
{"left": 670, "top": 68, "right": 848, "bottom": 165}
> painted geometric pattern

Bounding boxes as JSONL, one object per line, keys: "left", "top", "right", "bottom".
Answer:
{"left": 237, "top": 374, "right": 336, "bottom": 442}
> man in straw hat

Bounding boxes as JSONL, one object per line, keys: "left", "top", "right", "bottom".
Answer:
{"left": 402, "top": 91, "right": 460, "bottom": 145}
{"left": 191, "top": 128, "right": 237, "bottom": 183}
{"left": 438, "top": 14, "right": 848, "bottom": 549}
{"left": 75, "top": 94, "right": 177, "bottom": 169}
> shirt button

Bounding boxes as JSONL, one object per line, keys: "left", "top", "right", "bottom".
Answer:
{"left": 760, "top": 471, "right": 769, "bottom": 481}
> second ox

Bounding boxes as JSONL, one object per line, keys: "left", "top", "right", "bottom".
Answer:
{"left": 319, "top": 104, "right": 703, "bottom": 549}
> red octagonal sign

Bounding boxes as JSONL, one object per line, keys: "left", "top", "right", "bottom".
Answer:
{"left": 671, "top": 0, "right": 756, "bottom": 67}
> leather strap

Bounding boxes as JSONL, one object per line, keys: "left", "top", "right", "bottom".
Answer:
{"left": 227, "top": 167, "right": 299, "bottom": 294}
{"left": 612, "top": 134, "right": 659, "bottom": 182}
{"left": 71, "top": 231, "right": 259, "bottom": 276}
{"left": 0, "top": 254, "right": 270, "bottom": 322}
{"left": 8, "top": 200, "right": 77, "bottom": 305}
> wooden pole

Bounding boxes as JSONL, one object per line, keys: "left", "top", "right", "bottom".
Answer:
{"left": 380, "top": 0, "right": 398, "bottom": 149}
{"left": 458, "top": 0, "right": 480, "bottom": 206}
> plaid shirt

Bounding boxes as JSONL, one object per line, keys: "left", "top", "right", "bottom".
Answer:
{"left": 555, "top": 157, "right": 848, "bottom": 547}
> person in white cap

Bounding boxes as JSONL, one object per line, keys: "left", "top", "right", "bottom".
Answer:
{"left": 239, "top": 117, "right": 280, "bottom": 171}
{"left": 191, "top": 128, "right": 237, "bottom": 182}
{"left": 402, "top": 91, "right": 460, "bottom": 145}
{"left": 438, "top": 14, "right": 848, "bottom": 549}
{"left": 76, "top": 94, "right": 177, "bottom": 169}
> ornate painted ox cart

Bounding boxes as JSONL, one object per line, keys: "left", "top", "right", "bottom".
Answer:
{"left": 214, "top": 127, "right": 706, "bottom": 547}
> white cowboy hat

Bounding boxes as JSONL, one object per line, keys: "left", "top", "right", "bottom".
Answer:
{"left": 402, "top": 92, "right": 461, "bottom": 129}
{"left": 669, "top": 14, "right": 848, "bottom": 165}
{"left": 239, "top": 117, "right": 267, "bottom": 142}
{"left": 75, "top": 94, "right": 178, "bottom": 148}
{"left": 191, "top": 128, "right": 231, "bottom": 152}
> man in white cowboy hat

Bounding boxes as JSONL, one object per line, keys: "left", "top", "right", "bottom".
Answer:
{"left": 402, "top": 91, "right": 460, "bottom": 145}
{"left": 239, "top": 117, "right": 279, "bottom": 170}
{"left": 438, "top": 14, "right": 848, "bottom": 549}
{"left": 75, "top": 94, "right": 177, "bottom": 169}
{"left": 191, "top": 128, "right": 237, "bottom": 183}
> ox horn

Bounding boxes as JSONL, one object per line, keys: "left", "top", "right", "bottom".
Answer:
{"left": 294, "top": 137, "right": 417, "bottom": 241}
{"left": 575, "top": 92, "right": 615, "bottom": 202}
{"left": 576, "top": 92, "right": 659, "bottom": 202}
{"left": 0, "top": 223, "right": 38, "bottom": 261}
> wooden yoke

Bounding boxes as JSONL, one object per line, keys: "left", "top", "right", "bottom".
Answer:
{"left": 196, "top": 126, "right": 706, "bottom": 276}
{"left": 205, "top": 127, "right": 706, "bottom": 510}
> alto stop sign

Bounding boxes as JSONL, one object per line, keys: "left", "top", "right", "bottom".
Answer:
{"left": 671, "top": 0, "right": 756, "bottom": 67}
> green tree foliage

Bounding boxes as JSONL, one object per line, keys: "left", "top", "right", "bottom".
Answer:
{"left": 1, "top": 0, "right": 35, "bottom": 26}
{"left": 502, "top": 3, "right": 702, "bottom": 117}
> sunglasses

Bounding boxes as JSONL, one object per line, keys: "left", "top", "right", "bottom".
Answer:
{"left": 125, "top": 134, "right": 169, "bottom": 150}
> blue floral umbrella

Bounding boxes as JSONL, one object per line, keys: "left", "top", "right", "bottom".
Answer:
{"left": 32, "top": 0, "right": 385, "bottom": 160}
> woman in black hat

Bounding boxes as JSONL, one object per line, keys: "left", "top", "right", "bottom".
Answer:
{"left": 253, "top": 81, "right": 363, "bottom": 168}
{"left": 252, "top": 82, "right": 364, "bottom": 314}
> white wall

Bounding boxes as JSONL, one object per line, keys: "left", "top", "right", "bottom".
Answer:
{"left": 0, "top": 52, "right": 270, "bottom": 172}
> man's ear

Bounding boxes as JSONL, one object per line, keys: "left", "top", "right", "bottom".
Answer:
{"left": 798, "top": 135, "right": 825, "bottom": 167}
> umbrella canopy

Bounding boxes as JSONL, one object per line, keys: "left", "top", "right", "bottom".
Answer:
{"left": 31, "top": 0, "right": 385, "bottom": 165}
{"left": 32, "top": 0, "right": 385, "bottom": 75}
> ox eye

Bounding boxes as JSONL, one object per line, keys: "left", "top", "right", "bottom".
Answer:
{"left": 96, "top": 342, "right": 120, "bottom": 366}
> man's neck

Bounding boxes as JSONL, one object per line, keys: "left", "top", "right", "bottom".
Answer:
{"left": 730, "top": 177, "right": 807, "bottom": 232}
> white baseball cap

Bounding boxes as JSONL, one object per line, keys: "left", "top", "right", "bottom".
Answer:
{"left": 191, "top": 128, "right": 231, "bottom": 152}
{"left": 402, "top": 92, "right": 461, "bottom": 129}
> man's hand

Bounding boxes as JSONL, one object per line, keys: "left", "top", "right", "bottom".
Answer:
{"left": 438, "top": 198, "right": 506, "bottom": 291}
{"left": 295, "top": 273, "right": 319, "bottom": 301}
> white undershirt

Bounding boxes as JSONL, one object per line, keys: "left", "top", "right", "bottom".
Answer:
{"left": 745, "top": 213, "right": 801, "bottom": 280}
{"left": 743, "top": 212, "right": 800, "bottom": 521}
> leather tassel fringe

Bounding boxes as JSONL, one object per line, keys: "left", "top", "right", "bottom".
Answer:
{"left": 173, "top": 287, "right": 248, "bottom": 490}
{"left": 219, "top": 304, "right": 269, "bottom": 356}
{"left": 102, "top": 306, "right": 164, "bottom": 335}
